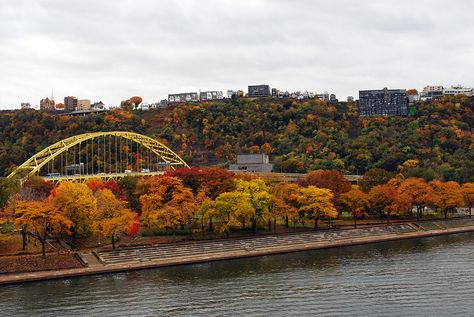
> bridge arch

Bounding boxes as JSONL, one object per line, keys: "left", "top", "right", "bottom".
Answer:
{"left": 7, "top": 131, "right": 188, "bottom": 182}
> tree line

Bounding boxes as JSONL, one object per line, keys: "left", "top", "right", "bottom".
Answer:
{"left": 1, "top": 168, "right": 473, "bottom": 256}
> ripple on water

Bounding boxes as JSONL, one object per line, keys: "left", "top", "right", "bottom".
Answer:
{"left": 1, "top": 233, "right": 474, "bottom": 317}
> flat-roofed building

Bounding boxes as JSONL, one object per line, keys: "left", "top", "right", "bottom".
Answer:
{"left": 229, "top": 153, "right": 273, "bottom": 173}
{"left": 200, "top": 91, "right": 224, "bottom": 101}
{"left": 443, "top": 86, "right": 473, "bottom": 96}
{"left": 77, "top": 99, "right": 91, "bottom": 111}
{"left": 168, "top": 92, "right": 199, "bottom": 103}
{"left": 358, "top": 88, "right": 408, "bottom": 116}
{"left": 248, "top": 84, "right": 270, "bottom": 98}
{"left": 64, "top": 96, "right": 78, "bottom": 112}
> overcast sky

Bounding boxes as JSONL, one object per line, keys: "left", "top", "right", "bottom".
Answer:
{"left": 1, "top": 0, "right": 473, "bottom": 109}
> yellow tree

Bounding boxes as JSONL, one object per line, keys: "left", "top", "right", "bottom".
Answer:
{"left": 209, "top": 192, "right": 254, "bottom": 238}
{"left": 340, "top": 189, "right": 369, "bottom": 228}
{"left": 235, "top": 179, "right": 271, "bottom": 233}
{"left": 14, "top": 200, "right": 72, "bottom": 257}
{"left": 461, "top": 183, "right": 474, "bottom": 218}
{"left": 297, "top": 186, "right": 338, "bottom": 229}
{"left": 430, "top": 180, "right": 464, "bottom": 220}
{"left": 93, "top": 189, "right": 136, "bottom": 249}
{"left": 51, "top": 181, "right": 97, "bottom": 245}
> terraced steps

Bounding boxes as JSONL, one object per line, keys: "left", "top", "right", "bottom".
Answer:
{"left": 95, "top": 224, "right": 418, "bottom": 265}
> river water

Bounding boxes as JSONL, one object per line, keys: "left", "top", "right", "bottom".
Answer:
{"left": 1, "top": 233, "right": 474, "bottom": 316}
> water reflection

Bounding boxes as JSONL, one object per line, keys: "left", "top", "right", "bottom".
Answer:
{"left": 1, "top": 233, "right": 473, "bottom": 317}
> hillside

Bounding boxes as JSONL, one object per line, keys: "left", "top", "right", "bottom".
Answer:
{"left": 0, "top": 96, "right": 473, "bottom": 182}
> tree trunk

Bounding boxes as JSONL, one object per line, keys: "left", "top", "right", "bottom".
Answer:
{"left": 444, "top": 209, "right": 448, "bottom": 221}
{"left": 387, "top": 213, "right": 391, "bottom": 225}
{"left": 173, "top": 229, "right": 176, "bottom": 243}
{"left": 72, "top": 227, "right": 77, "bottom": 247}
{"left": 268, "top": 218, "right": 271, "bottom": 232}
{"left": 469, "top": 207, "right": 472, "bottom": 218}
{"left": 252, "top": 219, "right": 257, "bottom": 234}
{"left": 41, "top": 240, "right": 46, "bottom": 258}
{"left": 314, "top": 217, "right": 318, "bottom": 230}
{"left": 285, "top": 216, "right": 289, "bottom": 228}
{"left": 293, "top": 217, "right": 296, "bottom": 232}
{"left": 111, "top": 235, "right": 116, "bottom": 250}
{"left": 21, "top": 229, "right": 27, "bottom": 250}
{"left": 353, "top": 215, "right": 357, "bottom": 228}
{"left": 273, "top": 219, "right": 277, "bottom": 233}
{"left": 209, "top": 218, "right": 213, "bottom": 232}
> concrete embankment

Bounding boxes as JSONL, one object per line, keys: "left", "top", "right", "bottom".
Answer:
{"left": 1, "top": 222, "right": 474, "bottom": 286}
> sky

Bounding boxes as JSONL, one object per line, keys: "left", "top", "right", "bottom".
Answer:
{"left": 1, "top": 0, "right": 473, "bottom": 109}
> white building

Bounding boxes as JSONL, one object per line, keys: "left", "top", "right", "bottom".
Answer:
{"left": 443, "top": 86, "right": 473, "bottom": 97}
{"left": 422, "top": 85, "right": 444, "bottom": 93}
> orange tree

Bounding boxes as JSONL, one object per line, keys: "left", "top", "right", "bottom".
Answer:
{"left": 51, "top": 181, "right": 97, "bottom": 246}
{"left": 368, "top": 185, "right": 400, "bottom": 223}
{"left": 398, "top": 178, "right": 434, "bottom": 220}
{"left": 299, "top": 170, "right": 351, "bottom": 209}
{"left": 14, "top": 200, "right": 72, "bottom": 257}
{"left": 296, "top": 186, "right": 338, "bottom": 229}
{"left": 93, "top": 189, "right": 136, "bottom": 249}
{"left": 430, "top": 180, "right": 464, "bottom": 220}
{"left": 139, "top": 176, "right": 196, "bottom": 235}
{"left": 340, "top": 188, "right": 369, "bottom": 228}
{"left": 270, "top": 183, "right": 301, "bottom": 229}
{"left": 461, "top": 183, "right": 474, "bottom": 218}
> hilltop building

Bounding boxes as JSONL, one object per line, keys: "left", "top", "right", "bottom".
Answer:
{"left": 443, "top": 86, "right": 473, "bottom": 97}
{"left": 77, "top": 99, "right": 91, "bottom": 111}
{"left": 40, "top": 97, "right": 55, "bottom": 111}
{"left": 168, "top": 92, "right": 199, "bottom": 104}
{"left": 64, "top": 96, "right": 78, "bottom": 112}
{"left": 21, "top": 102, "right": 32, "bottom": 110}
{"left": 358, "top": 88, "right": 408, "bottom": 116}
{"left": 229, "top": 153, "right": 273, "bottom": 173}
{"left": 200, "top": 91, "right": 224, "bottom": 101}
{"left": 248, "top": 84, "right": 270, "bottom": 98}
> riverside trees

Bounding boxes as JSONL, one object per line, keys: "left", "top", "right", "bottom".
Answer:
{"left": 1, "top": 168, "right": 472, "bottom": 255}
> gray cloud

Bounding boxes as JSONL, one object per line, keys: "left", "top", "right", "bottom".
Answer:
{"left": 0, "top": 0, "right": 473, "bottom": 108}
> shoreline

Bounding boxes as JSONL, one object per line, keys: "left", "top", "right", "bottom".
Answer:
{"left": 1, "top": 224, "right": 474, "bottom": 286}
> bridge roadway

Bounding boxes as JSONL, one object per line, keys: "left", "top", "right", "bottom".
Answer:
{"left": 42, "top": 171, "right": 165, "bottom": 182}
{"left": 41, "top": 170, "right": 361, "bottom": 183}
{"left": 94, "top": 223, "right": 416, "bottom": 265}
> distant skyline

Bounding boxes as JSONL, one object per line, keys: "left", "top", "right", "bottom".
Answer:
{"left": 1, "top": 0, "right": 473, "bottom": 109}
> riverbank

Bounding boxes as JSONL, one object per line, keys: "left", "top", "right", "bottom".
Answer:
{"left": 1, "top": 220, "right": 474, "bottom": 286}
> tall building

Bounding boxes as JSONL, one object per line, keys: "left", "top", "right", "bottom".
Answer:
{"left": 64, "top": 96, "right": 78, "bottom": 112}
{"left": 347, "top": 96, "right": 355, "bottom": 102}
{"left": 77, "top": 99, "right": 91, "bottom": 111}
{"left": 248, "top": 84, "right": 270, "bottom": 98}
{"left": 358, "top": 88, "right": 408, "bottom": 116}
{"left": 40, "top": 97, "right": 55, "bottom": 111}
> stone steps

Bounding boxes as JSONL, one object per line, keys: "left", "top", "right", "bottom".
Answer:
{"left": 96, "top": 224, "right": 418, "bottom": 264}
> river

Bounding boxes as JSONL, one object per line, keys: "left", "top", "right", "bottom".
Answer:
{"left": 1, "top": 233, "right": 474, "bottom": 316}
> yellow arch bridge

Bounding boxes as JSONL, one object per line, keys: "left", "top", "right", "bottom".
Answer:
{"left": 7, "top": 131, "right": 189, "bottom": 183}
